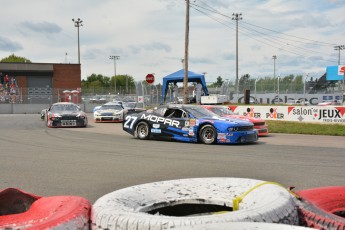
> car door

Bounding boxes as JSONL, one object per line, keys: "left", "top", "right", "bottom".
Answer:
{"left": 158, "top": 108, "right": 196, "bottom": 142}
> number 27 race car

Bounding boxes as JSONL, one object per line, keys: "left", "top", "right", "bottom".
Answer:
{"left": 123, "top": 105, "right": 258, "bottom": 144}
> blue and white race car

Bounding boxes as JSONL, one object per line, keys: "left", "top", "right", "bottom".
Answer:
{"left": 123, "top": 104, "right": 258, "bottom": 144}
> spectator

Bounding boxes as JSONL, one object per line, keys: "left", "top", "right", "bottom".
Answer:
{"left": 4, "top": 74, "right": 9, "bottom": 84}
{"left": 195, "top": 81, "right": 203, "bottom": 104}
{"left": 0, "top": 72, "right": 3, "bottom": 84}
{"left": 173, "top": 82, "right": 179, "bottom": 103}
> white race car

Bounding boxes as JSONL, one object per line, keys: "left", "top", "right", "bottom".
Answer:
{"left": 93, "top": 102, "right": 124, "bottom": 123}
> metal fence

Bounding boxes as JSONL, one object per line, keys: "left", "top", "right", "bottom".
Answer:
{"left": 1, "top": 80, "right": 344, "bottom": 105}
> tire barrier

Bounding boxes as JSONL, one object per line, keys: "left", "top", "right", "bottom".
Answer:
{"left": 296, "top": 186, "right": 345, "bottom": 230}
{"left": 92, "top": 178, "right": 299, "bottom": 229}
{"left": 0, "top": 188, "right": 91, "bottom": 230}
{"left": 174, "top": 222, "right": 311, "bottom": 230}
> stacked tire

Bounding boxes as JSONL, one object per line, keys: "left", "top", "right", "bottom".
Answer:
{"left": 92, "top": 177, "right": 299, "bottom": 229}
{"left": 296, "top": 186, "right": 345, "bottom": 230}
{"left": 0, "top": 188, "right": 91, "bottom": 230}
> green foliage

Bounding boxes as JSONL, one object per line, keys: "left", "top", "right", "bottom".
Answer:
{"left": 208, "top": 76, "right": 224, "bottom": 87}
{"left": 266, "top": 120, "right": 345, "bottom": 136}
{"left": 0, "top": 54, "right": 31, "bottom": 63}
{"left": 82, "top": 73, "right": 111, "bottom": 88}
{"left": 82, "top": 73, "right": 136, "bottom": 92}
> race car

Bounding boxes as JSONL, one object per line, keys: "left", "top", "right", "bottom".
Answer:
{"left": 44, "top": 102, "right": 88, "bottom": 128}
{"left": 123, "top": 104, "right": 258, "bottom": 144}
{"left": 93, "top": 102, "right": 124, "bottom": 122}
{"left": 203, "top": 105, "right": 269, "bottom": 136}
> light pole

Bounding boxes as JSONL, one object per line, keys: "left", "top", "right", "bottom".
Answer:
{"left": 232, "top": 13, "right": 242, "bottom": 101}
{"left": 254, "top": 78, "right": 257, "bottom": 100}
{"left": 334, "top": 45, "right": 345, "bottom": 105}
{"left": 272, "top": 55, "right": 277, "bottom": 93}
{"left": 72, "top": 18, "right": 83, "bottom": 64}
{"left": 109, "top": 55, "right": 120, "bottom": 93}
{"left": 304, "top": 73, "right": 310, "bottom": 104}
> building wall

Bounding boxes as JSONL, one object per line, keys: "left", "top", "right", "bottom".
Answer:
{"left": 52, "top": 64, "right": 81, "bottom": 89}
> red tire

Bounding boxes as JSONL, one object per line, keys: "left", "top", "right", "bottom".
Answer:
{"left": 296, "top": 186, "right": 345, "bottom": 229}
{"left": 0, "top": 188, "right": 91, "bottom": 230}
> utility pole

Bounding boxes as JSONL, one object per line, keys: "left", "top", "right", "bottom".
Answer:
{"left": 72, "top": 18, "right": 83, "bottom": 64}
{"left": 109, "top": 55, "right": 120, "bottom": 93}
{"left": 334, "top": 45, "right": 345, "bottom": 65}
{"left": 232, "top": 13, "right": 242, "bottom": 101}
{"left": 335, "top": 45, "right": 345, "bottom": 105}
{"left": 272, "top": 55, "right": 277, "bottom": 93}
{"left": 183, "top": 0, "right": 190, "bottom": 104}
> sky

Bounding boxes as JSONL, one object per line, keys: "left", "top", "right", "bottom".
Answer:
{"left": 1, "top": 0, "right": 344, "bottom": 84}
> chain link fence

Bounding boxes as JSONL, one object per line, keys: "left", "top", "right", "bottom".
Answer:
{"left": 1, "top": 79, "right": 344, "bottom": 106}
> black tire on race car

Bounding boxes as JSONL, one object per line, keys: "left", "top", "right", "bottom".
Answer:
{"left": 199, "top": 124, "right": 216, "bottom": 144}
{"left": 136, "top": 121, "right": 150, "bottom": 140}
{"left": 91, "top": 178, "right": 299, "bottom": 230}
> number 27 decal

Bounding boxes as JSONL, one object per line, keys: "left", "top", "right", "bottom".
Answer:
{"left": 124, "top": 116, "right": 138, "bottom": 129}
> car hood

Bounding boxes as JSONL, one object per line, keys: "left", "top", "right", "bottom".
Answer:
{"left": 221, "top": 114, "right": 263, "bottom": 123}
{"left": 50, "top": 111, "right": 83, "bottom": 116}
{"left": 96, "top": 109, "right": 122, "bottom": 113}
{"left": 199, "top": 116, "right": 253, "bottom": 126}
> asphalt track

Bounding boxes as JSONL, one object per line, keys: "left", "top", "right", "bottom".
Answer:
{"left": 1, "top": 114, "right": 344, "bottom": 204}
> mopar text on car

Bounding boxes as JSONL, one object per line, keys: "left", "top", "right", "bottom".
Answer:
{"left": 43, "top": 102, "right": 88, "bottom": 128}
{"left": 203, "top": 105, "right": 269, "bottom": 136}
{"left": 93, "top": 102, "right": 124, "bottom": 123}
{"left": 122, "top": 105, "right": 258, "bottom": 144}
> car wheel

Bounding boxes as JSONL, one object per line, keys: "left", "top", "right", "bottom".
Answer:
{"left": 199, "top": 124, "right": 216, "bottom": 144}
{"left": 91, "top": 178, "right": 299, "bottom": 229}
{"left": 136, "top": 121, "right": 150, "bottom": 140}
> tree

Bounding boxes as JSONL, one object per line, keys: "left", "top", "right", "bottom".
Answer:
{"left": 82, "top": 73, "right": 110, "bottom": 88}
{"left": 208, "top": 76, "right": 224, "bottom": 87}
{"left": 239, "top": 74, "right": 251, "bottom": 91}
{"left": 0, "top": 54, "right": 32, "bottom": 63}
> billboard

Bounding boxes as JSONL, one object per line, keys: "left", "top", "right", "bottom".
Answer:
{"left": 326, "top": 65, "right": 345, "bottom": 80}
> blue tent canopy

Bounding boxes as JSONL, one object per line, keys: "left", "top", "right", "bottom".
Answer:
{"left": 161, "top": 69, "right": 209, "bottom": 103}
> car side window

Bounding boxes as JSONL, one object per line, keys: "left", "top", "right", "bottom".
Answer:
{"left": 164, "top": 109, "right": 175, "bottom": 117}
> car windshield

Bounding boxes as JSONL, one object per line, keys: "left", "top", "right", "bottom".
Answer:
{"left": 51, "top": 104, "right": 79, "bottom": 112}
{"left": 184, "top": 106, "right": 218, "bottom": 118}
{"left": 209, "top": 107, "right": 234, "bottom": 115}
{"left": 101, "top": 104, "right": 123, "bottom": 110}
{"left": 123, "top": 102, "right": 136, "bottom": 109}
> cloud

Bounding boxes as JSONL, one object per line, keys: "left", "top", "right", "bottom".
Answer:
{"left": 0, "top": 36, "right": 23, "bottom": 52}
{"left": 20, "top": 21, "right": 62, "bottom": 34}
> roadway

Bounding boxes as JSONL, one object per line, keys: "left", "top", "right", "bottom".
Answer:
{"left": 0, "top": 114, "right": 344, "bottom": 203}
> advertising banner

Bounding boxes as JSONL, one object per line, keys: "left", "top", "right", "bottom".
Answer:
{"left": 229, "top": 106, "right": 345, "bottom": 124}
{"left": 326, "top": 65, "right": 345, "bottom": 81}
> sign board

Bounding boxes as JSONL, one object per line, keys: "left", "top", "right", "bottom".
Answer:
{"left": 228, "top": 105, "right": 345, "bottom": 123}
{"left": 146, "top": 74, "right": 155, "bottom": 84}
{"left": 138, "top": 96, "right": 144, "bottom": 103}
{"left": 326, "top": 65, "right": 345, "bottom": 81}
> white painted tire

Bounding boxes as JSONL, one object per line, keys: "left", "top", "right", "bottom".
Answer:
{"left": 92, "top": 178, "right": 299, "bottom": 229}
{"left": 175, "top": 222, "right": 311, "bottom": 230}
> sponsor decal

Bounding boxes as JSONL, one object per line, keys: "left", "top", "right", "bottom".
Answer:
{"left": 244, "top": 107, "right": 261, "bottom": 118}
{"left": 266, "top": 108, "right": 284, "bottom": 119}
{"left": 317, "top": 107, "right": 345, "bottom": 122}
{"left": 152, "top": 124, "right": 160, "bottom": 128}
{"left": 189, "top": 119, "right": 196, "bottom": 126}
{"left": 185, "top": 121, "right": 190, "bottom": 127}
{"left": 151, "top": 128, "right": 161, "bottom": 133}
{"left": 182, "top": 127, "right": 189, "bottom": 131}
{"left": 217, "top": 133, "right": 226, "bottom": 140}
{"left": 196, "top": 119, "right": 200, "bottom": 126}
{"left": 141, "top": 114, "right": 180, "bottom": 128}
{"left": 188, "top": 128, "right": 194, "bottom": 136}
